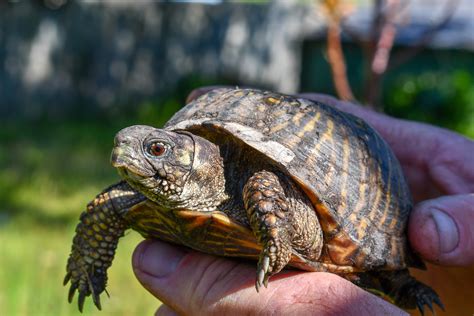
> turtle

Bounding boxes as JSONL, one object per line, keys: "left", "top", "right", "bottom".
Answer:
{"left": 64, "top": 88, "right": 443, "bottom": 314}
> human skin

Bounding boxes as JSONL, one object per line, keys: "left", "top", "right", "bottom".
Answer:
{"left": 132, "top": 87, "right": 474, "bottom": 316}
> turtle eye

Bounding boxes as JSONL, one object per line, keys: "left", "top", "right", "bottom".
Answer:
{"left": 147, "top": 142, "right": 168, "bottom": 157}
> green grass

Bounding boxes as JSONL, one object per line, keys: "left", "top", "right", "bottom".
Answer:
{"left": 0, "top": 118, "right": 167, "bottom": 315}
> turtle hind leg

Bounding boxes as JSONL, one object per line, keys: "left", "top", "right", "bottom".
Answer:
{"left": 392, "top": 273, "right": 444, "bottom": 315}
{"left": 371, "top": 269, "right": 444, "bottom": 315}
{"left": 64, "top": 181, "right": 144, "bottom": 312}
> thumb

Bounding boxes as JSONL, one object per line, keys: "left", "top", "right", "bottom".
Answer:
{"left": 132, "top": 240, "right": 258, "bottom": 315}
{"left": 409, "top": 194, "right": 474, "bottom": 266}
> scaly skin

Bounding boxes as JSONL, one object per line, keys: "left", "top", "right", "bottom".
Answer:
{"left": 64, "top": 182, "right": 144, "bottom": 312}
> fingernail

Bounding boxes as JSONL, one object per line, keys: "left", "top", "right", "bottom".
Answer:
{"left": 186, "top": 86, "right": 227, "bottom": 103}
{"left": 431, "top": 209, "right": 459, "bottom": 253}
{"left": 155, "top": 304, "right": 179, "bottom": 316}
{"left": 135, "top": 241, "right": 187, "bottom": 278}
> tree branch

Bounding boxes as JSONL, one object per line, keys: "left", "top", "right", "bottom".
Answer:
{"left": 388, "top": 0, "right": 460, "bottom": 71}
{"left": 327, "top": 20, "right": 355, "bottom": 102}
{"left": 363, "top": 0, "right": 400, "bottom": 110}
{"left": 322, "top": 0, "right": 355, "bottom": 102}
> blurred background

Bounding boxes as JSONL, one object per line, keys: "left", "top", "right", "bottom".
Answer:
{"left": 0, "top": 0, "right": 472, "bottom": 315}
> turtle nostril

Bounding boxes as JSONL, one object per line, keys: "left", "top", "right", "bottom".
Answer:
{"left": 113, "top": 136, "right": 122, "bottom": 146}
{"left": 114, "top": 134, "right": 132, "bottom": 146}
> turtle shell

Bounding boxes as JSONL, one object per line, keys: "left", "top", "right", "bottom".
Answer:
{"left": 164, "top": 88, "right": 417, "bottom": 270}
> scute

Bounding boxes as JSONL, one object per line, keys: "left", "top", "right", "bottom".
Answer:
{"left": 164, "top": 88, "right": 413, "bottom": 270}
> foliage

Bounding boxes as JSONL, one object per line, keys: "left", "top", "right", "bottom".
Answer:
{"left": 385, "top": 69, "right": 474, "bottom": 138}
{"left": 301, "top": 42, "right": 474, "bottom": 139}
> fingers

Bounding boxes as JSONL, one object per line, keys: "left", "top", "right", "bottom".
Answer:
{"left": 132, "top": 240, "right": 406, "bottom": 315}
{"left": 186, "top": 86, "right": 224, "bottom": 103}
{"left": 409, "top": 194, "right": 474, "bottom": 266}
{"left": 132, "top": 239, "right": 254, "bottom": 315}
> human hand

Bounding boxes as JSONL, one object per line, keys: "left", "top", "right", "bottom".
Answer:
{"left": 132, "top": 240, "right": 406, "bottom": 315}
{"left": 132, "top": 87, "right": 473, "bottom": 315}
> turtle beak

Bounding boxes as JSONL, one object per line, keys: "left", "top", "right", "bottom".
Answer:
{"left": 110, "top": 143, "right": 155, "bottom": 178}
{"left": 111, "top": 126, "right": 159, "bottom": 178}
{"left": 110, "top": 146, "right": 127, "bottom": 168}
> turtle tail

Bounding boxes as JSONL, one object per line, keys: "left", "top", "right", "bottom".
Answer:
{"left": 64, "top": 181, "right": 143, "bottom": 312}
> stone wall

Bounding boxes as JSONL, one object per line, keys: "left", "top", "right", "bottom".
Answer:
{"left": 0, "top": 1, "right": 322, "bottom": 119}
{"left": 1, "top": 0, "right": 471, "bottom": 119}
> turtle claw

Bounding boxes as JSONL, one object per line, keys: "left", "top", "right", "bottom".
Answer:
{"left": 64, "top": 270, "right": 102, "bottom": 313}
{"left": 262, "top": 255, "right": 270, "bottom": 273}
{"left": 68, "top": 283, "right": 77, "bottom": 303}
{"left": 425, "top": 300, "right": 434, "bottom": 313}
{"left": 254, "top": 235, "right": 293, "bottom": 292}
{"left": 416, "top": 301, "right": 425, "bottom": 316}
{"left": 377, "top": 270, "right": 444, "bottom": 315}
{"left": 63, "top": 272, "right": 71, "bottom": 286}
{"left": 389, "top": 274, "right": 443, "bottom": 315}
{"left": 415, "top": 283, "right": 443, "bottom": 315}
{"left": 63, "top": 256, "right": 108, "bottom": 312}
{"left": 256, "top": 255, "right": 271, "bottom": 292}
{"left": 78, "top": 291, "right": 86, "bottom": 313}
{"left": 433, "top": 296, "right": 445, "bottom": 311}
{"left": 92, "top": 291, "right": 102, "bottom": 311}
{"left": 256, "top": 268, "right": 264, "bottom": 292}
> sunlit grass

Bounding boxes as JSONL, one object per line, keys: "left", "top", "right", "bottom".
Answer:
{"left": 0, "top": 223, "right": 157, "bottom": 315}
{"left": 0, "top": 118, "right": 164, "bottom": 315}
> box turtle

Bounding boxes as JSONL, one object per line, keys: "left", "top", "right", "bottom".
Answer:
{"left": 65, "top": 88, "right": 442, "bottom": 313}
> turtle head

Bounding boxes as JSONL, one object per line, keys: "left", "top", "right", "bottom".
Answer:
{"left": 111, "top": 125, "right": 226, "bottom": 209}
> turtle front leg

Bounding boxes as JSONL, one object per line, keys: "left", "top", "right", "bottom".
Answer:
{"left": 64, "top": 181, "right": 145, "bottom": 312}
{"left": 243, "top": 170, "right": 323, "bottom": 291}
